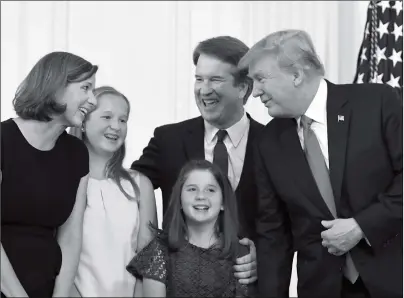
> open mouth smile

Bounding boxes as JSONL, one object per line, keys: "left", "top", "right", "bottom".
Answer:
{"left": 202, "top": 98, "right": 219, "bottom": 107}
{"left": 79, "top": 107, "right": 89, "bottom": 117}
{"left": 104, "top": 133, "right": 119, "bottom": 141}
{"left": 193, "top": 204, "right": 210, "bottom": 211}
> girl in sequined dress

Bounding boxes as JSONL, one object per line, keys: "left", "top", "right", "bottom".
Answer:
{"left": 127, "top": 159, "right": 253, "bottom": 297}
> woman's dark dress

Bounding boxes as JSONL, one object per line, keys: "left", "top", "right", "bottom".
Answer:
{"left": 1, "top": 119, "right": 89, "bottom": 297}
{"left": 127, "top": 234, "right": 252, "bottom": 297}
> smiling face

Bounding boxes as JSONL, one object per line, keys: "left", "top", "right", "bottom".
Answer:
{"left": 180, "top": 169, "right": 223, "bottom": 227}
{"left": 58, "top": 74, "right": 97, "bottom": 127}
{"left": 249, "top": 54, "right": 304, "bottom": 118}
{"left": 83, "top": 93, "right": 129, "bottom": 156}
{"left": 194, "top": 54, "right": 245, "bottom": 129}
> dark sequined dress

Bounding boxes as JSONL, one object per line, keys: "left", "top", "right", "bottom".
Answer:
{"left": 127, "top": 235, "right": 252, "bottom": 297}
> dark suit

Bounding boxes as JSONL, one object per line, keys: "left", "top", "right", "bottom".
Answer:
{"left": 255, "top": 82, "right": 402, "bottom": 298}
{"left": 131, "top": 113, "right": 264, "bottom": 240}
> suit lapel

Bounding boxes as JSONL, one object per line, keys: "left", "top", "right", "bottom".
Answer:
{"left": 326, "top": 81, "right": 350, "bottom": 215}
{"left": 236, "top": 115, "right": 260, "bottom": 193}
{"left": 280, "top": 119, "right": 334, "bottom": 218}
{"left": 183, "top": 117, "right": 205, "bottom": 161}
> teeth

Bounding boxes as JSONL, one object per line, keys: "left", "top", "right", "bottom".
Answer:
{"left": 194, "top": 206, "right": 209, "bottom": 210}
{"left": 105, "top": 134, "right": 118, "bottom": 140}
{"left": 79, "top": 108, "right": 87, "bottom": 116}
{"left": 203, "top": 99, "right": 218, "bottom": 107}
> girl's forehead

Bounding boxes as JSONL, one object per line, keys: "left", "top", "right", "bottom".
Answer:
{"left": 185, "top": 169, "right": 218, "bottom": 183}
{"left": 97, "top": 93, "right": 126, "bottom": 105}
{"left": 96, "top": 94, "right": 129, "bottom": 113}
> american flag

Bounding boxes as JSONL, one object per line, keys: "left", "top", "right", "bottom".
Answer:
{"left": 353, "top": 1, "right": 403, "bottom": 97}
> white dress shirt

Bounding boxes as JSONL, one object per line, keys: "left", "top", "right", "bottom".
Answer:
{"left": 204, "top": 111, "right": 250, "bottom": 190}
{"left": 296, "top": 78, "right": 329, "bottom": 167}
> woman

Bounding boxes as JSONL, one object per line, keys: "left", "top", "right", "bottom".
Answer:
{"left": 127, "top": 160, "right": 254, "bottom": 297}
{"left": 70, "top": 86, "right": 157, "bottom": 297}
{"left": 1, "top": 51, "right": 98, "bottom": 297}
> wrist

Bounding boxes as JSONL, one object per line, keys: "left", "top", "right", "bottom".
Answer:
{"left": 352, "top": 218, "right": 364, "bottom": 239}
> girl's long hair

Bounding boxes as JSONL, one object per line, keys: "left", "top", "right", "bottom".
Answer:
{"left": 70, "top": 86, "right": 140, "bottom": 200}
{"left": 155, "top": 160, "right": 239, "bottom": 260}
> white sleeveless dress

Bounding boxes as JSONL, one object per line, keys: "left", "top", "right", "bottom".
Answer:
{"left": 75, "top": 173, "right": 140, "bottom": 297}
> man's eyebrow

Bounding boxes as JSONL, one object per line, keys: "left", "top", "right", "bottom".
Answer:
{"left": 194, "top": 75, "right": 226, "bottom": 79}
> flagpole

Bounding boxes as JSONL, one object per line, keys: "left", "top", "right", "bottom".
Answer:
{"left": 370, "top": 0, "right": 378, "bottom": 82}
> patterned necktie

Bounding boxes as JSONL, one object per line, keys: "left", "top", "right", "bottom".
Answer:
{"left": 213, "top": 130, "right": 228, "bottom": 176}
{"left": 301, "top": 115, "right": 359, "bottom": 284}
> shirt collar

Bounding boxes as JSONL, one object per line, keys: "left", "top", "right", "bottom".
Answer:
{"left": 204, "top": 110, "right": 249, "bottom": 147}
{"left": 297, "top": 78, "right": 328, "bottom": 126}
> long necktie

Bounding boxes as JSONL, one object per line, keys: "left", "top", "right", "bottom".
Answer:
{"left": 301, "top": 115, "right": 359, "bottom": 284}
{"left": 213, "top": 130, "right": 228, "bottom": 176}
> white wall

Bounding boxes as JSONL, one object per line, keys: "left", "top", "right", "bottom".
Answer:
{"left": 0, "top": 1, "right": 370, "bottom": 296}
{"left": 337, "top": 1, "right": 370, "bottom": 84}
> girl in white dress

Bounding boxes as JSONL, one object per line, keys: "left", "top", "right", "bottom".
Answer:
{"left": 70, "top": 86, "right": 157, "bottom": 297}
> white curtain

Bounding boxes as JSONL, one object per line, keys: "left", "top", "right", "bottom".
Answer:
{"left": 1, "top": 1, "right": 370, "bottom": 296}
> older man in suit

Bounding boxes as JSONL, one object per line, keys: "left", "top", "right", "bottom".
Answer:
{"left": 239, "top": 29, "right": 402, "bottom": 298}
{"left": 131, "top": 36, "right": 264, "bottom": 284}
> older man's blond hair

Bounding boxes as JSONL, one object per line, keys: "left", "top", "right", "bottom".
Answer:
{"left": 239, "top": 29, "right": 325, "bottom": 77}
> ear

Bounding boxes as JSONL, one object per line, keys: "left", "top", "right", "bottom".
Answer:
{"left": 237, "top": 82, "right": 249, "bottom": 103}
{"left": 292, "top": 65, "right": 305, "bottom": 87}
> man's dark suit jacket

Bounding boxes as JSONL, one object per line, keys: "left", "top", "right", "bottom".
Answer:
{"left": 131, "top": 113, "right": 264, "bottom": 240}
{"left": 255, "top": 81, "right": 402, "bottom": 298}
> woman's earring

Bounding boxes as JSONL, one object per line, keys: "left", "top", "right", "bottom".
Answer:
{"left": 220, "top": 206, "right": 224, "bottom": 211}
{"left": 81, "top": 125, "right": 85, "bottom": 132}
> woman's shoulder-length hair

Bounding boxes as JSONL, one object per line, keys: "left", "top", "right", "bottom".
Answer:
{"left": 13, "top": 51, "right": 98, "bottom": 122}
